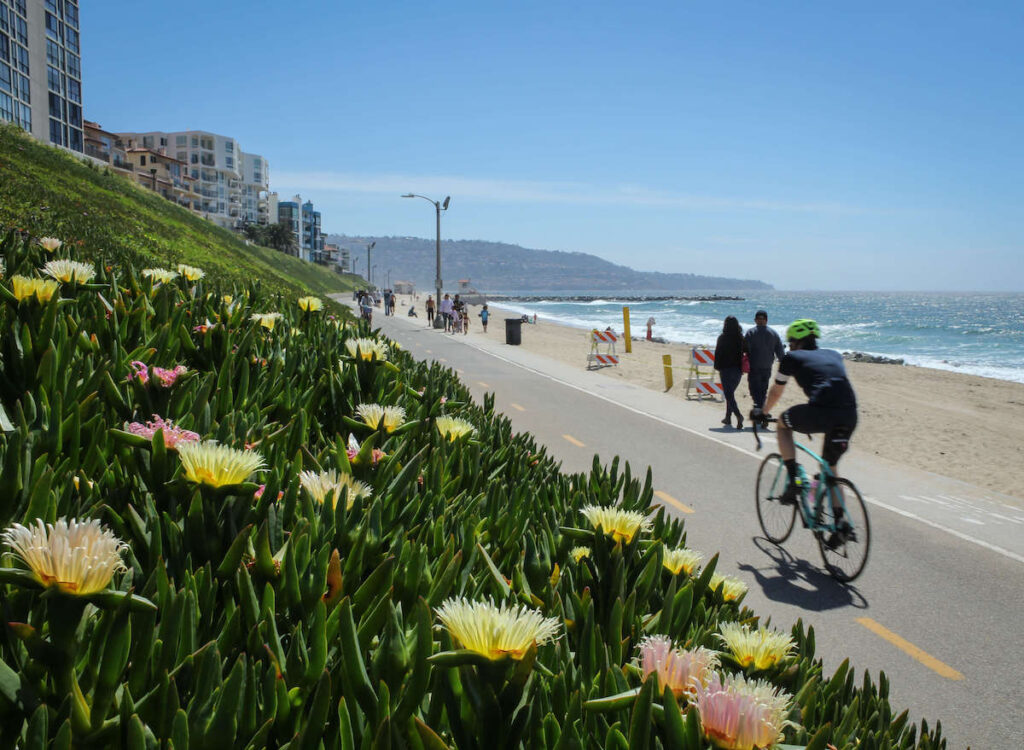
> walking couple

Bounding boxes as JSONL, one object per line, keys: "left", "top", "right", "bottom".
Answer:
{"left": 714, "top": 310, "right": 784, "bottom": 429}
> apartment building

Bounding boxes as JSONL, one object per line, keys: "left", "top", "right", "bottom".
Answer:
{"left": 115, "top": 129, "right": 270, "bottom": 230}
{"left": 277, "top": 195, "right": 324, "bottom": 263}
{"left": 0, "top": 0, "right": 84, "bottom": 152}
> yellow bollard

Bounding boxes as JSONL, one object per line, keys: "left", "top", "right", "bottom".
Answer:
{"left": 663, "top": 354, "right": 673, "bottom": 390}
{"left": 623, "top": 306, "right": 632, "bottom": 353}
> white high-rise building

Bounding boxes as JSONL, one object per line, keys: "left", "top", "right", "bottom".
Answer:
{"left": 115, "top": 129, "right": 269, "bottom": 230}
{"left": 0, "top": 0, "right": 84, "bottom": 152}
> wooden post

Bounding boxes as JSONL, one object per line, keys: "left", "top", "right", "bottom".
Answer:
{"left": 663, "top": 354, "right": 673, "bottom": 390}
{"left": 623, "top": 307, "right": 632, "bottom": 353}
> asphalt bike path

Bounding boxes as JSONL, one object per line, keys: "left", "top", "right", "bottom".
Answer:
{"left": 341, "top": 299, "right": 1022, "bottom": 749}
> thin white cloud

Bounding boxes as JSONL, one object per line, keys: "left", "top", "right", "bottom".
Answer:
{"left": 271, "top": 171, "right": 859, "bottom": 214}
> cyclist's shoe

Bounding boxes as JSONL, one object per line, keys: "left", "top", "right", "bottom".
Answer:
{"left": 779, "top": 478, "right": 803, "bottom": 506}
{"left": 824, "top": 518, "right": 854, "bottom": 550}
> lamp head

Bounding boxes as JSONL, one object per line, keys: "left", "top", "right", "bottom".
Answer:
{"left": 401, "top": 193, "right": 414, "bottom": 198}
{"left": 368, "top": 241, "right": 376, "bottom": 250}
{"left": 442, "top": 196, "right": 450, "bottom": 210}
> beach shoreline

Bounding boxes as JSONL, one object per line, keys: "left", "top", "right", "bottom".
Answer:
{"left": 396, "top": 295, "right": 1024, "bottom": 500}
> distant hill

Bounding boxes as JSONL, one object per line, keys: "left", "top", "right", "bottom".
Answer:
{"left": 328, "top": 235, "right": 772, "bottom": 292}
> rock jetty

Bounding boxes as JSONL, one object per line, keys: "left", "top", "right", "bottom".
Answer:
{"left": 843, "top": 351, "right": 905, "bottom": 365}
{"left": 487, "top": 294, "right": 744, "bottom": 303}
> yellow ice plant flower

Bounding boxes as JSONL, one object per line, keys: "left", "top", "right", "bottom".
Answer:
{"left": 141, "top": 268, "right": 179, "bottom": 284}
{"left": 297, "top": 296, "right": 323, "bottom": 312}
{"left": 11, "top": 275, "right": 59, "bottom": 303}
{"left": 580, "top": 504, "right": 652, "bottom": 544}
{"left": 662, "top": 545, "right": 704, "bottom": 576}
{"left": 37, "top": 237, "right": 63, "bottom": 252}
{"left": 435, "top": 416, "right": 475, "bottom": 441}
{"left": 176, "top": 264, "right": 205, "bottom": 281}
{"left": 43, "top": 259, "right": 96, "bottom": 284}
{"left": 2, "top": 518, "right": 127, "bottom": 595}
{"left": 638, "top": 635, "right": 720, "bottom": 697}
{"left": 435, "top": 597, "right": 562, "bottom": 661}
{"left": 344, "top": 337, "right": 389, "bottom": 361}
{"left": 718, "top": 622, "right": 796, "bottom": 671}
{"left": 570, "top": 546, "right": 591, "bottom": 562}
{"left": 709, "top": 573, "right": 748, "bottom": 602}
{"left": 250, "top": 312, "right": 283, "bottom": 330}
{"left": 176, "top": 440, "right": 265, "bottom": 488}
{"left": 356, "top": 403, "right": 406, "bottom": 432}
{"left": 222, "top": 294, "right": 233, "bottom": 305}
{"left": 299, "top": 469, "right": 372, "bottom": 509}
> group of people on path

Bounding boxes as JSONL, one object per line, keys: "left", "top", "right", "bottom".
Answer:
{"left": 380, "top": 289, "right": 398, "bottom": 317}
{"left": 713, "top": 310, "right": 859, "bottom": 512}
{"left": 423, "top": 294, "right": 490, "bottom": 334}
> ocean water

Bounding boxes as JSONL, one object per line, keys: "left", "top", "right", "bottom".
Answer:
{"left": 489, "top": 291, "right": 1024, "bottom": 384}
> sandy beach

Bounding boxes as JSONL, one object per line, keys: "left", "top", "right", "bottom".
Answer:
{"left": 397, "top": 296, "right": 1024, "bottom": 500}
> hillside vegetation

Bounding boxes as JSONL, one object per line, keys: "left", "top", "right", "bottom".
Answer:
{"left": 328, "top": 234, "right": 773, "bottom": 292}
{"left": 0, "top": 123, "right": 357, "bottom": 300}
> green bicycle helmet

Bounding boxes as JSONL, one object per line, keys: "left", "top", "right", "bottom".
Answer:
{"left": 786, "top": 319, "right": 822, "bottom": 341}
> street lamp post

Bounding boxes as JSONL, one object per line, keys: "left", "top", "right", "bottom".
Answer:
{"left": 366, "top": 241, "right": 376, "bottom": 287}
{"left": 401, "top": 193, "right": 450, "bottom": 328}
{"left": 372, "top": 265, "right": 378, "bottom": 290}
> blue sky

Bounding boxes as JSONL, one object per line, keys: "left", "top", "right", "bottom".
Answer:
{"left": 82, "top": 1, "right": 1023, "bottom": 291}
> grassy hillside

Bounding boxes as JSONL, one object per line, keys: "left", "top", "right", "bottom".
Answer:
{"left": 0, "top": 123, "right": 359, "bottom": 299}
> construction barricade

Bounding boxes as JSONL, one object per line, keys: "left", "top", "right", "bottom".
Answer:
{"left": 683, "top": 348, "right": 722, "bottom": 401}
{"left": 587, "top": 329, "right": 620, "bottom": 369}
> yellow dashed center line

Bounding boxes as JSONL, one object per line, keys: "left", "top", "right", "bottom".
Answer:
{"left": 562, "top": 434, "right": 585, "bottom": 447}
{"left": 478, "top": 381, "right": 490, "bottom": 389}
{"left": 654, "top": 490, "right": 694, "bottom": 514}
{"left": 856, "top": 617, "right": 964, "bottom": 681}
{"left": 509, "top": 403, "right": 526, "bottom": 412}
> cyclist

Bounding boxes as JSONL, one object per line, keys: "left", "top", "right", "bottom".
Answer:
{"left": 752, "top": 319, "right": 857, "bottom": 547}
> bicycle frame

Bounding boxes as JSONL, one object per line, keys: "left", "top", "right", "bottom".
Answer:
{"left": 755, "top": 419, "right": 844, "bottom": 534}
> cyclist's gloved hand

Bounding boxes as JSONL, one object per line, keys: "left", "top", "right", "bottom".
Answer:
{"left": 750, "top": 407, "right": 763, "bottom": 419}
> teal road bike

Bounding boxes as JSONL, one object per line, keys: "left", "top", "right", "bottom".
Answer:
{"left": 753, "top": 417, "right": 871, "bottom": 582}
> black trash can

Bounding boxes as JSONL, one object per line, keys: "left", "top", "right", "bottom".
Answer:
{"left": 505, "top": 318, "right": 522, "bottom": 345}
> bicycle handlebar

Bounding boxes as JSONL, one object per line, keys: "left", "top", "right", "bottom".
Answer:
{"left": 751, "top": 414, "right": 777, "bottom": 451}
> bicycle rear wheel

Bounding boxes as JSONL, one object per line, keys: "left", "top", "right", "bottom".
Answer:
{"left": 815, "top": 478, "right": 870, "bottom": 582}
{"left": 756, "top": 453, "right": 797, "bottom": 543}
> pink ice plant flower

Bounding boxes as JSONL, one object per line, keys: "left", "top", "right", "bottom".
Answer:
{"left": 126, "top": 417, "right": 200, "bottom": 449}
{"left": 128, "top": 362, "right": 188, "bottom": 387}
{"left": 692, "top": 672, "right": 794, "bottom": 750}
{"left": 638, "top": 635, "right": 719, "bottom": 698}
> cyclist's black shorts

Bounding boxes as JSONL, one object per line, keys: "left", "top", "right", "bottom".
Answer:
{"left": 781, "top": 404, "right": 857, "bottom": 466}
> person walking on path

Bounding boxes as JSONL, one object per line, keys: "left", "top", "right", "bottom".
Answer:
{"left": 744, "top": 309, "right": 785, "bottom": 410}
{"left": 382, "top": 289, "right": 392, "bottom": 316}
{"left": 479, "top": 304, "right": 490, "bottom": 333}
{"left": 714, "top": 316, "right": 745, "bottom": 429}
{"left": 425, "top": 296, "right": 435, "bottom": 326}
{"left": 439, "top": 294, "right": 454, "bottom": 332}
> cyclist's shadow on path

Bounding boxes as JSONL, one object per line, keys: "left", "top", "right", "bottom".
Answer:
{"left": 737, "top": 538, "right": 869, "bottom": 612}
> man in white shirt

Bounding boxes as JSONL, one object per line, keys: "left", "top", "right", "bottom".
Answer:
{"left": 438, "top": 294, "right": 455, "bottom": 332}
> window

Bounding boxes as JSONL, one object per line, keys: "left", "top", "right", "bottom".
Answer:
{"left": 0, "top": 91, "right": 12, "bottom": 122}
{"left": 66, "top": 53, "right": 80, "bottom": 79}
{"left": 65, "top": 28, "right": 78, "bottom": 53}
{"left": 14, "top": 16, "right": 26, "bottom": 45}
{"left": 47, "top": 65, "right": 60, "bottom": 92}
{"left": 190, "top": 153, "right": 198, "bottom": 164}
{"left": 176, "top": 134, "right": 186, "bottom": 146}
{"left": 68, "top": 127, "right": 82, "bottom": 152}
{"left": 49, "top": 118, "right": 63, "bottom": 145}
{"left": 225, "top": 156, "right": 233, "bottom": 168}
{"left": 191, "top": 136, "right": 198, "bottom": 147}
{"left": 45, "top": 0, "right": 57, "bottom": 11}
{"left": 17, "top": 73, "right": 28, "bottom": 103}
{"left": 0, "top": 62, "right": 10, "bottom": 94}
{"left": 47, "top": 40, "right": 60, "bottom": 66}
{"left": 45, "top": 12, "right": 59, "bottom": 39}
{"left": 142, "top": 135, "right": 153, "bottom": 147}
{"left": 67, "top": 78, "right": 80, "bottom": 103}
{"left": 139, "top": 155, "right": 146, "bottom": 166}
{"left": 225, "top": 141, "right": 234, "bottom": 153}
{"left": 200, "top": 137, "right": 213, "bottom": 150}
{"left": 200, "top": 153, "right": 214, "bottom": 166}
{"left": 0, "top": 32, "right": 8, "bottom": 63}
{"left": 160, "top": 137, "right": 167, "bottom": 146}
{"left": 15, "top": 43, "right": 27, "bottom": 73}
{"left": 176, "top": 151, "right": 186, "bottom": 162}
{"left": 48, "top": 91, "right": 62, "bottom": 118}
{"left": 67, "top": 102, "right": 80, "bottom": 127}
{"left": 65, "top": 3, "right": 78, "bottom": 28}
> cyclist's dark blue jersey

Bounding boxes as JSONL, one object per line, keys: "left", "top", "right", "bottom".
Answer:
{"left": 777, "top": 348, "right": 857, "bottom": 409}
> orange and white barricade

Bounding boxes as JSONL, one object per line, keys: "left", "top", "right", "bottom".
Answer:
{"left": 684, "top": 348, "right": 722, "bottom": 401}
{"left": 587, "top": 329, "right": 620, "bottom": 369}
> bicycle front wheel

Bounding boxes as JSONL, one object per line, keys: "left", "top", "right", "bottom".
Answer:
{"left": 756, "top": 453, "right": 797, "bottom": 544}
{"left": 816, "top": 478, "right": 871, "bottom": 582}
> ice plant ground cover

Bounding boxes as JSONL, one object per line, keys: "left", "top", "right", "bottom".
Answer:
{"left": 0, "top": 229, "right": 950, "bottom": 749}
